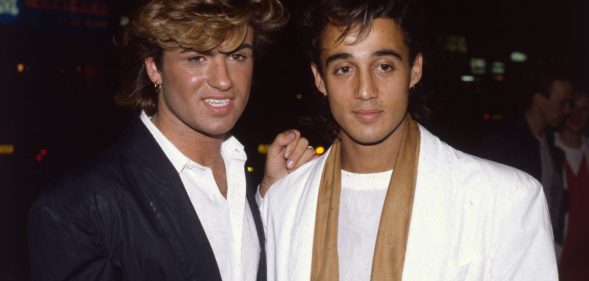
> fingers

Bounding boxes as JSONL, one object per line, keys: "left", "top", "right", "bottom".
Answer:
{"left": 267, "top": 130, "right": 300, "bottom": 159}
{"left": 261, "top": 130, "right": 303, "bottom": 197}
{"left": 264, "top": 129, "right": 316, "bottom": 183}
{"left": 260, "top": 129, "right": 319, "bottom": 198}
{"left": 284, "top": 136, "right": 315, "bottom": 172}
{"left": 292, "top": 146, "right": 317, "bottom": 171}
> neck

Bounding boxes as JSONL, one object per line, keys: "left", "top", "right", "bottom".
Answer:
{"left": 340, "top": 115, "right": 408, "bottom": 173}
{"left": 151, "top": 112, "right": 225, "bottom": 167}
{"left": 525, "top": 109, "right": 546, "bottom": 137}
{"left": 559, "top": 128, "right": 583, "bottom": 149}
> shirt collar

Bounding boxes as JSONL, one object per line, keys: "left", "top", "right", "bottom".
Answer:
{"left": 140, "top": 111, "right": 247, "bottom": 173}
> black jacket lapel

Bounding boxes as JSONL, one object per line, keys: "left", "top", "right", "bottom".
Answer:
{"left": 119, "top": 118, "right": 222, "bottom": 281}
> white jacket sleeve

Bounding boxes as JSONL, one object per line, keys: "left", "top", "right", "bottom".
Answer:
{"left": 490, "top": 180, "right": 558, "bottom": 280}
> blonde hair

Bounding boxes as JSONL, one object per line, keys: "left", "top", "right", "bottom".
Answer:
{"left": 117, "top": 0, "right": 287, "bottom": 115}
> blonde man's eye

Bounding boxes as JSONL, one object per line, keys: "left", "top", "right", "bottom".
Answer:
{"left": 188, "top": 56, "right": 205, "bottom": 62}
{"left": 231, "top": 54, "right": 247, "bottom": 61}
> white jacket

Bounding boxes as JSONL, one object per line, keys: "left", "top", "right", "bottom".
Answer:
{"left": 261, "top": 125, "right": 558, "bottom": 281}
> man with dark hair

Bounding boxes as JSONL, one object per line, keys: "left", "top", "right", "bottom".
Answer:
{"left": 27, "top": 0, "right": 315, "bottom": 280}
{"left": 479, "top": 67, "right": 573, "bottom": 251}
{"left": 261, "top": 0, "right": 558, "bottom": 280}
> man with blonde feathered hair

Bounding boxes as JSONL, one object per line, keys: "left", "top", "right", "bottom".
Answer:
{"left": 28, "top": 1, "right": 315, "bottom": 280}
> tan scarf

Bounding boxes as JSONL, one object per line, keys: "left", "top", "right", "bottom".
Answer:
{"left": 310, "top": 117, "right": 420, "bottom": 281}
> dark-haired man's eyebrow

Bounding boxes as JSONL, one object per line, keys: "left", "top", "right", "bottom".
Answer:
{"left": 373, "top": 49, "right": 403, "bottom": 61}
{"left": 325, "top": 52, "right": 352, "bottom": 68}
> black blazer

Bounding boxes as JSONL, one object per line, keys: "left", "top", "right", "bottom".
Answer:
{"left": 28, "top": 117, "right": 266, "bottom": 281}
{"left": 479, "top": 114, "right": 545, "bottom": 180}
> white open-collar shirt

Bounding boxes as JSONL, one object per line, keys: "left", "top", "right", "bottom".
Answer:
{"left": 141, "top": 111, "right": 260, "bottom": 281}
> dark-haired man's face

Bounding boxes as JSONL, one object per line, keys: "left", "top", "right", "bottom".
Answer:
{"left": 311, "top": 18, "right": 422, "bottom": 146}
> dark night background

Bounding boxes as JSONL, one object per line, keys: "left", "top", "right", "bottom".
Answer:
{"left": 1, "top": 0, "right": 587, "bottom": 279}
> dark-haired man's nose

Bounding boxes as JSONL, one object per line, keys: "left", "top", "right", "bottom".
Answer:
{"left": 355, "top": 70, "right": 378, "bottom": 100}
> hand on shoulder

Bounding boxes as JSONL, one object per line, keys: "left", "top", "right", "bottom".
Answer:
{"left": 259, "top": 129, "right": 317, "bottom": 197}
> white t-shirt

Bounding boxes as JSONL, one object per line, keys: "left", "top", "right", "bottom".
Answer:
{"left": 338, "top": 169, "right": 393, "bottom": 281}
{"left": 555, "top": 135, "right": 589, "bottom": 175}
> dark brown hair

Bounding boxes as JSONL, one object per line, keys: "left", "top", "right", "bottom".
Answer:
{"left": 302, "top": 0, "right": 426, "bottom": 70}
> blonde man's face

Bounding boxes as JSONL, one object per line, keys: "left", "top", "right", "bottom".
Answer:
{"left": 145, "top": 27, "right": 254, "bottom": 140}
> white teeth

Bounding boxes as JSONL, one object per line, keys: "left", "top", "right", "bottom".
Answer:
{"left": 204, "top": 99, "right": 230, "bottom": 107}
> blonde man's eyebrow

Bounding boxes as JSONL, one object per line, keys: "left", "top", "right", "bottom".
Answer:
{"left": 179, "top": 48, "right": 212, "bottom": 56}
{"left": 220, "top": 43, "right": 253, "bottom": 54}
